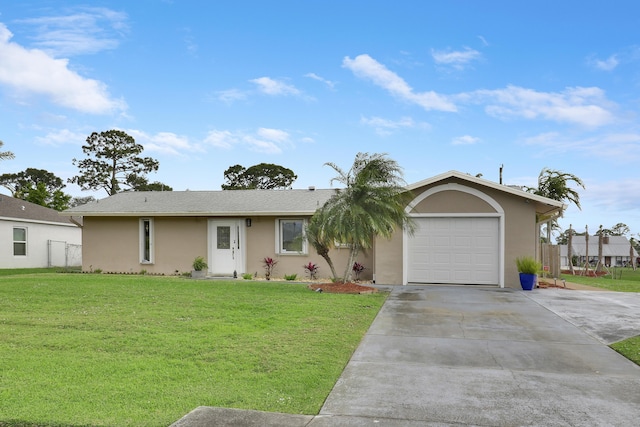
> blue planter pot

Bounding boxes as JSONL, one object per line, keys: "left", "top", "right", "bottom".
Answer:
{"left": 519, "top": 273, "right": 537, "bottom": 290}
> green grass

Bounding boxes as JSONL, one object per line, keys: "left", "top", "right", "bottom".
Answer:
{"left": 611, "top": 336, "right": 640, "bottom": 366}
{"left": 561, "top": 267, "right": 640, "bottom": 292}
{"left": 0, "top": 274, "right": 386, "bottom": 427}
{"left": 0, "top": 268, "right": 76, "bottom": 277}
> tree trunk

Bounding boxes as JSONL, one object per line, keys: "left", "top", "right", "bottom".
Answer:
{"left": 318, "top": 249, "right": 338, "bottom": 280}
{"left": 341, "top": 245, "right": 360, "bottom": 283}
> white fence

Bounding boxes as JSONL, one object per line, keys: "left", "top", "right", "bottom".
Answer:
{"left": 48, "top": 240, "right": 82, "bottom": 268}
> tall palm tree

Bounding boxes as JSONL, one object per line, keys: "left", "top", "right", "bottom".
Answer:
{"left": 314, "top": 152, "right": 414, "bottom": 282}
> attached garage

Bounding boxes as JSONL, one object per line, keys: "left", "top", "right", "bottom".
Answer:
{"left": 372, "top": 171, "right": 565, "bottom": 288}
{"left": 407, "top": 216, "right": 500, "bottom": 285}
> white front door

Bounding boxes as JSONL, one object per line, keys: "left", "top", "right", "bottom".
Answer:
{"left": 209, "top": 220, "right": 244, "bottom": 276}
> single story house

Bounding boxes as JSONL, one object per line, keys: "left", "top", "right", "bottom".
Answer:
{"left": 0, "top": 194, "right": 82, "bottom": 269}
{"left": 560, "top": 235, "right": 638, "bottom": 268}
{"left": 61, "top": 171, "right": 564, "bottom": 288}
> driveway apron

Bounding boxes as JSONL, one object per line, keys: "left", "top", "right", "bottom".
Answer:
{"left": 316, "top": 286, "right": 640, "bottom": 426}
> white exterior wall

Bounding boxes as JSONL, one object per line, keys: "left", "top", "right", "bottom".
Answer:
{"left": 0, "top": 219, "right": 82, "bottom": 268}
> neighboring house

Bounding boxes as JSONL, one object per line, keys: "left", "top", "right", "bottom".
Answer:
{"left": 61, "top": 171, "right": 564, "bottom": 288}
{"left": 560, "top": 235, "right": 638, "bottom": 268}
{"left": 0, "top": 194, "right": 82, "bottom": 269}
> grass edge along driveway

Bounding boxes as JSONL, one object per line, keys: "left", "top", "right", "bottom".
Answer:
{"left": 0, "top": 274, "right": 387, "bottom": 427}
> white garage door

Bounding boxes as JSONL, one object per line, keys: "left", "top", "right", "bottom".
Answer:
{"left": 407, "top": 217, "right": 499, "bottom": 285}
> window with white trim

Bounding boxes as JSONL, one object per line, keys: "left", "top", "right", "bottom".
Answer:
{"left": 13, "top": 227, "right": 27, "bottom": 256}
{"left": 140, "top": 218, "right": 154, "bottom": 263}
{"left": 276, "top": 219, "right": 306, "bottom": 254}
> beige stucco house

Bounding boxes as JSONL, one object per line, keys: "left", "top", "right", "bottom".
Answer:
{"left": 62, "top": 171, "right": 564, "bottom": 288}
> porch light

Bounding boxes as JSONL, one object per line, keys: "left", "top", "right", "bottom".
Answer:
{"left": 246, "top": 218, "right": 252, "bottom": 227}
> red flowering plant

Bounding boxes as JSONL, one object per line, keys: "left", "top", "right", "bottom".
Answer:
{"left": 303, "top": 262, "right": 319, "bottom": 280}
{"left": 263, "top": 257, "right": 278, "bottom": 280}
{"left": 352, "top": 262, "right": 366, "bottom": 281}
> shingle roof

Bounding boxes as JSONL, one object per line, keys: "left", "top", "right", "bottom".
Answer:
{"left": 560, "top": 235, "right": 638, "bottom": 258}
{"left": 62, "top": 189, "right": 337, "bottom": 217}
{"left": 0, "top": 194, "right": 78, "bottom": 225}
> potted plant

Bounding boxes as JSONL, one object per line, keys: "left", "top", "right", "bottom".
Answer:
{"left": 191, "top": 256, "right": 208, "bottom": 279}
{"left": 516, "top": 256, "right": 541, "bottom": 290}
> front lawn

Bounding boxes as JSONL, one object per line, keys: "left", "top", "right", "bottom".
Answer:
{"left": 0, "top": 274, "right": 386, "bottom": 427}
{"left": 561, "top": 267, "right": 640, "bottom": 292}
{"left": 611, "top": 335, "right": 640, "bottom": 366}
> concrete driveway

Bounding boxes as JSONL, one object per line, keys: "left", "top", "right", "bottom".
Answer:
{"left": 173, "top": 286, "right": 640, "bottom": 426}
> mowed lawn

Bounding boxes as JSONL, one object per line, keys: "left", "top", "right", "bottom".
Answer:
{"left": 0, "top": 273, "right": 387, "bottom": 427}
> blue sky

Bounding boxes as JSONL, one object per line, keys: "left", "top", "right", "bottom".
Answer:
{"left": 1, "top": 0, "right": 639, "bottom": 240}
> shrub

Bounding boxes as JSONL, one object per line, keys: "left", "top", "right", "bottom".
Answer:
{"left": 192, "top": 256, "right": 208, "bottom": 271}
{"left": 516, "top": 256, "right": 541, "bottom": 274}
{"left": 352, "top": 262, "right": 365, "bottom": 281}
{"left": 263, "top": 257, "right": 278, "bottom": 280}
{"left": 242, "top": 273, "right": 253, "bottom": 280}
{"left": 303, "top": 262, "right": 319, "bottom": 279}
{"left": 284, "top": 274, "right": 298, "bottom": 281}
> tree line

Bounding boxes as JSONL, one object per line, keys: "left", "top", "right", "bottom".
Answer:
{"left": 0, "top": 130, "right": 297, "bottom": 211}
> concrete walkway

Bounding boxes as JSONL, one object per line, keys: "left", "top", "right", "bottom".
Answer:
{"left": 172, "top": 286, "right": 640, "bottom": 426}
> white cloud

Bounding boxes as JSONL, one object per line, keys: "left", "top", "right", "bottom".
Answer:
{"left": 452, "top": 135, "right": 480, "bottom": 145}
{"left": 431, "top": 47, "right": 482, "bottom": 70}
{"left": 523, "top": 131, "right": 640, "bottom": 161}
{"left": 477, "top": 35, "right": 489, "bottom": 47}
{"left": 204, "top": 127, "right": 295, "bottom": 154}
{"left": 360, "top": 116, "right": 423, "bottom": 136}
{"left": 471, "top": 85, "right": 616, "bottom": 128}
{"left": 256, "top": 127, "right": 290, "bottom": 143}
{"left": 242, "top": 135, "right": 282, "bottom": 154}
{"left": 588, "top": 54, "right": 619, "bottom": 71}
{"left": 215, "top": 89, "right": 248, "bottom": 103}
{"left": 343, "top": 54, "right": 457, "bottom": 112}
{"left": 126, "top": 129, "right": 195, "bottom": 156}
{"left": 250, "top": 77, "right": 301, "bottom": 96}
{"left": 16, "top": 7, "right": 128, "bottom": 57}
{"left": 305, "top": 72, "right": 336, "bottom": 89}
{"left": 582, "top": 179, "right": 640, "bottom": 211}
{"left": 203, "top": 130, "right": 239, "bottom": 149}
{"left": 0, "top": 23, "right": 126, "bottom": 114}
{"left": 34, "top": 129, "right": 86, "bottom": 146}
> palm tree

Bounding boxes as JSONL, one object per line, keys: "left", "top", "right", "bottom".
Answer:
{"left": 305, "top": 208, "right": 339, "bottom": 279}
{"left": 0, "top": 141, "right": 15, "bottom": 164}
{"left": 313, "top": 152, "right": 415, "bottom": 283}
{"left": 526, "top": 167, "right": 585, "bottom": 243}
{"left": 527, "top": 167, "right": 585, "bottom": 209}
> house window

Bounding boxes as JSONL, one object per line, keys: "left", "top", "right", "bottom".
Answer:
{"left": 13, "top": 227, "right": 27, "bottom": 256}
{"left": 140, "top": 219, "right": 154, "bottom": 263}
{"left": 277, "top": 219, "right": 306, "bottom": 254}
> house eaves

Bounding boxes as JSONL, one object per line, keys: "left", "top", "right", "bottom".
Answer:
{"left": 407, "top": 170, "right": 566, "bottom": 213}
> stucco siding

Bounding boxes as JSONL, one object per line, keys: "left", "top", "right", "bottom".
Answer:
{"left": 375, "top": 178, "right": 540, "bottom": 288}
{"left": 0, "top": 219, "right": 81, "bottom": 268}
{"left": 155, "top": 217, "right": 208, "bottom": 274}
{"left": 373, "top": 229, "right": 404, "bottom": 285}
{"left": 243, "top": 215, "right": 372, "bottom": 281}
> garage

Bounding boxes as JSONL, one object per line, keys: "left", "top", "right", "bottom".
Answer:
{"left": 407, "top": 216, "right": 500, "bottom": 285}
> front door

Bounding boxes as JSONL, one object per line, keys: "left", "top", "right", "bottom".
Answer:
{"left": 209, "top": 220, "right": 243, "bottom": 276}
